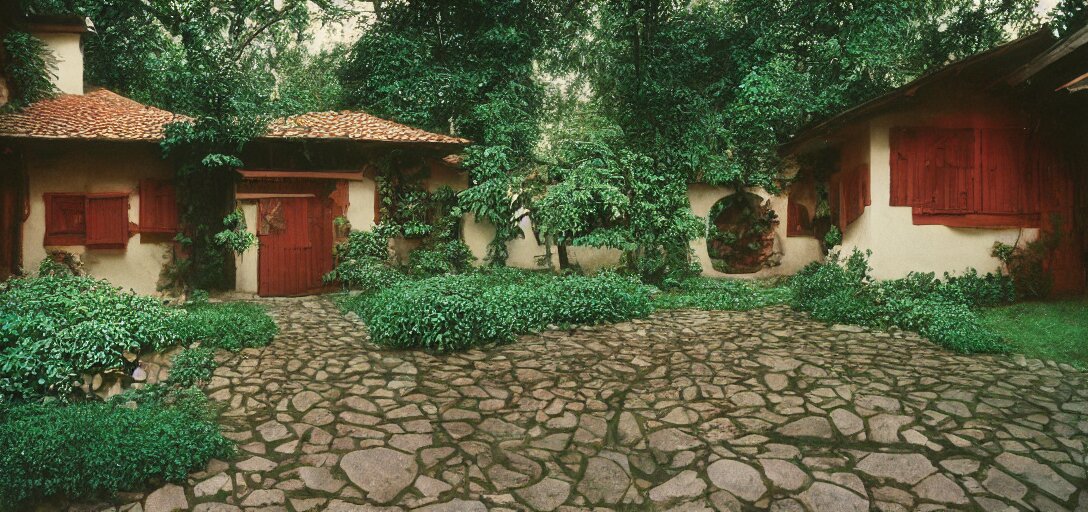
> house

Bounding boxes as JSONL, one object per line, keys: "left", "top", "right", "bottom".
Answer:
{"left": 0, "top": 16, "right": 468, "bottom": 296}
{"left": 782, "top": 26, "right": 1088, "bottom": 295}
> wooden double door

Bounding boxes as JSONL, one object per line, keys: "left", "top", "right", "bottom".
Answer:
{"left": 253, "top": 181, "right": 344, "bottom": 297}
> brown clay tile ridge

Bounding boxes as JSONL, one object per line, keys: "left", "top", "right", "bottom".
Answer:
{"left": 0, "top": 88, "right": 189, "bottom": 141}
{"left": 263, "top": 111, "right": 470, "bottom": 145}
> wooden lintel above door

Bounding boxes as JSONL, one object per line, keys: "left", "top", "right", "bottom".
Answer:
{"left": 236, "top": 169, "right": 367, "bottom": 181}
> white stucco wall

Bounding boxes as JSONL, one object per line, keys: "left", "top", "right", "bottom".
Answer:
{"left": 22, "top": 143, "right": 173, "bottom": 295}
{"left": 36, "top": 32, "right": 83, "bottom": 95}
{"left": 346, "top": 178, "right": 377, "bottom": 231}
{"left": 839, "top": 117, "right": 1036, "bottom": 279}
{"left": 233, "top": 202, "right": 260, "bottom": 293}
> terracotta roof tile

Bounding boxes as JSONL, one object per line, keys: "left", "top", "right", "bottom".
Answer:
{"left": 264, "top": 110, "right": 469, "bottom": 145}
{"left": 0, "top": 88, "right": 187, "bottom": 141}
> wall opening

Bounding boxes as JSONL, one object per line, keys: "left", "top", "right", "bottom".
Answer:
{"left": 706, "top": 192, "right": 779, "bottom": 274}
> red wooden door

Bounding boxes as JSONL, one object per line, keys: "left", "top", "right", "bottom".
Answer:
{"left": 257, "top": 196, "right": 334, "bottom": 296}
{"left": 0, "top": 166, "right": 22, "bottom": 280}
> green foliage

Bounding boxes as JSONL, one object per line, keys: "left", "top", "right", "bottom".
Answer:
{"left": 1, "top": 31, "right": 56, "bottom": 109}
{"left": 980, "top": 298, "right": 1088, "bottom": 367}
{"left": 167, "top": 347, "right": 217, "bottom": 388}
{"left": 823, "top": 225, "right": 843, "bottom": 251}
{"left": 653, "top": 277, "right": 790, "bottom": 311}
{"left": 407, "top": 241, "right": 475, "bottom": 277}
{"left": 0, "top": 273, "right": 187, "bottom": 400}
{"left": 213, "top": 208, "right": 257, "bottom": 254}
{"left": 0, "top": 388, "right": 231, "bottom": 506}
{"left": 176, "top": 302, "right": 277, "bottom": 352}
{"left": 788, "top": 250, "right": 1007, "bottom": 353}
{"left": 992, "top": 227, "right": 1061, "bottom": 299}
{"left": 325, "top": 227, "right": 405, "bottom": 292}
{"left": 0, "top": 270, "right": 276, "bottom": 401}
{"left": 343, "top": 270, "right": 653, "bottom": 351}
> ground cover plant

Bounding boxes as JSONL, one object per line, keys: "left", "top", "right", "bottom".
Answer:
{"left": 652, "top": 277, "right": 789, "bottom": 311}
{"left": 0, "top": 267, "right": 276, "bottom": 401}
{"left": 979, "top": 298, "right": 1088, "bottom": 367}
{"left": 0, "top": 387, "right": 232, "bottom": 508}
{"left": 341, "top": 268, "right": 654, "bottom": 351}
{"left": 788, "top": 250, "right": 1011, "bottom": 354}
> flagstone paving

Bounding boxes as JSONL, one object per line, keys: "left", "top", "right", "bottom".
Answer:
{"left": 104, "top": 297, "right": 1087, "bottom": 511}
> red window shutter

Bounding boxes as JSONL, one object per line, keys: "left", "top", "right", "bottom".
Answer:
{"left": 85, "top": 193, "right": 130, "bottom": 248}
{"left": 43, "top": 193, "right": 87, "bottom": 245}
{"left": 889, "top": 127, "right": 913, "bottom": 206}
{"left": 139, "top": 179, "right": 178, "bottom": 233}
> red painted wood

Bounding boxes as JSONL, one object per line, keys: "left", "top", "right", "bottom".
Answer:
{"left": 0, "top": 166, "right": 22, "bottom": 279}
{"left": 85, "top": 193, "right": 129, "bottom": 248}
{"left": 139, "top": 179, "right": 178, "bottom": 234}
{"left": 43, "top": 193, "right": 87, "bottom": 245}
{"left": 786, "top": 194, "right": 812, "bottom": 237}
{"left": 257, "top": 195, "right": 337, "bottom": 296}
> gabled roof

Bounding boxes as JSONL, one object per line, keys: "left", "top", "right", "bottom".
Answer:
{"left": 784, "top": 29, "right": 1056, "bottom": 153}
{"left": 263, "top": 111, "right": 470, "bottom": 145}
{"left": 0, "top": 88, "right": 187, "bottom": 141}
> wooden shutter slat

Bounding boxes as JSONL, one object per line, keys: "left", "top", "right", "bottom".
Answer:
{"left": 139, "top": 179, "right": 178, "bottom": 233}
{"left": 85, "top": 193, "right": 130, "bottom": 248}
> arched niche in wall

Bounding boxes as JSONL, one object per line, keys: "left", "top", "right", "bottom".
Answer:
{"left": 705, "top": 191, "right": 780, "bottom": 274}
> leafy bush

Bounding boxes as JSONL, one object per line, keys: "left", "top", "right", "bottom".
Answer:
{"left": 653, "top": 277, "right": 790, "bottom": 311}
{"left": 0, "top": 274, "right": 188, "bottom": 400}
{"left": 0, "top": 271, "right": 276, "bottom": 401}
{"left": 992, "top": 226, "right": 1061, "bottom": 299}
{"left": 213, "top": 208, "right": 257, "bottom": 254}
{"left": 788, "top": 250, "right": 1007, "bottom": 353}
{"left": 325, "top": 228, "right": 405, "bottom": 291}
{"left": 0, "top": 388, "right": 232, "bottom": 506}
{"left": 168, "top": 348, "right": 217, "bottom": 387}
{"left": 346, "top": 270, "right": 653, "bottom": 351}
{"left": 407, "top": 240, "right": 475, "bottom": 276}
{"left": 176, "top": 302, "right": 277, "bottom": 351}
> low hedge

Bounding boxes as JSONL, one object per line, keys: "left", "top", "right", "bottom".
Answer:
{"left": 345, "top": 269, "right": 653, "bottom": 351}
{"left": 176, "top": 301, "right": 278, "bottom": 351}
{"left": 788, "top": 250, "right": 1009, "bottom": 353}
{"left": 0, "top": 388, "right": 232, "bottom": 507}
{"left": 653, "top": 277, "right": 790, "bottom": 311}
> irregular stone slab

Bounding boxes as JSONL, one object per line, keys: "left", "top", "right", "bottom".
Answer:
{"left": 759, "top": 459, "right": 806, "bottom": 491}
{"left": 194, "top": 472, "right": 231, "bottom": 497}
{"left": 257, "top": 420, "right": 291, "bottom": 442}
{"left": 913, "top": 473, "right": 967, "bottom": 505}
{"left": 982, "top": 467, "right": 1027, "bottom": 501}
{"left": 236, "top": 456, "right": 277, "bottom": 472}
{"left": 798, "top": 482, "right": 868, "bottom": 512}
{"left": 648, "top": 428, "right": 701, "bottom": 452}
{"left": 291, "top": 390, "right": 322, "bottom": 412}
{"left": 776, "top": 416, "right": 833, "bottom": 438}
{"left": 577, "top": 456, "right": 630, "bottom": 505}
{"left": 856, "top": 453, "right": 936, "bottom": 485}
{"left": 340, "top": 447, "right": 418, "bottom": 503}
{"left": 413, "top": 499, "right": 487, "bottom": 511}
{"left": 298, "top": 466, "right": 346, "bottom": 493}
{"left": 241, "top": 489, "right": 285, "bottom": 507}
{"left": 648, "top": 470, "right": 706, "bottom": 503}
{"left": 995, "top": 452, "right": 1076, "bottom": 500}
{"left": 145, "top": 484, "right": 188, "bottom": 512}
{"left": 830, "top": 408, "right": 864, "bottom": 436}
{"left": 515, "top": 477, "right": 571, "bottom": 511}
{"left": 707, "top": 459, "right": 767, "bottom": 501}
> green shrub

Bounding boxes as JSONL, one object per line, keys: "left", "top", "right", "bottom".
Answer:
{"left": 168, "top": 348, "right": 217, "bottom": 387}
{"left": 347, "top": 270, "right": 652, "bottom": 351}
{"left": 407, "top": 240, "right": 475, "bottom": 276}
{"left": 0, "top": 272, "right": 276, "bottom": 401}
{"left": 788, "top": 250, "right": 1006, "bottom": 353}
{"left": 653, "top": 277, "right": 790, "bottom": 310}
{"left": 0, "top": 388, "right": 232, "bottom": 506}
{"left": 325, "top": 228, "right": 405, "bottom": 291}
{"left": 0, "top": 274, "right": 187, "bottom": 399}
{"left": 176, "top": 302, "right": 277, "bottom": 351}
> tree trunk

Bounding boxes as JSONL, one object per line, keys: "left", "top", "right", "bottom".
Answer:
{"left": 557, "top": 243, "right": 570, "bottom": 270}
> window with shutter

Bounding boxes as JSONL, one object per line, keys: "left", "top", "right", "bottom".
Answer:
{"left": 44, "top": 193, "right": 87, "bottom": 245}
{"left": 85, "top": 193, "right": 130, "bottom": 248}
{"left": 139, "top": 179, "right": 178, "bottom": 233}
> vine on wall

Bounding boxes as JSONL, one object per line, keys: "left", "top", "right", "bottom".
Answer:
{"left": 1, "top": 30, "right": 56, "bottom": 109}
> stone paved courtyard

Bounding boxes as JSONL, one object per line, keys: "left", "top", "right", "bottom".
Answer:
{"left": 113, "top": 297, "right": 1087, "bottom": 512}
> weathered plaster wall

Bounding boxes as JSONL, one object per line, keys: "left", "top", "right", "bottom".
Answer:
{"left": 233, "top": 202, "right": 259, "bottom": 294}
{"left": 345, "top": 178, "right": 377, "bottom": 231}
{"left": 22, "top": 143, "right": 173, "bottom": 295}
{"left": 839, "top": 113, "right": 1036, "bottom": 279}
{"left": 36, "top": 32, "right": 83, "bottom": 95}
